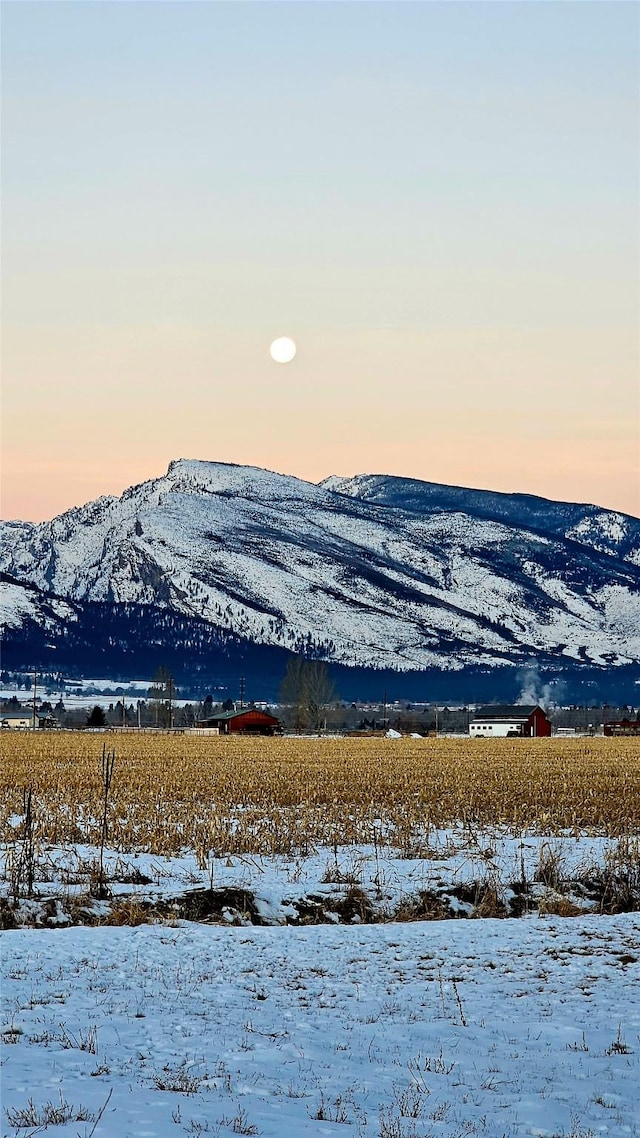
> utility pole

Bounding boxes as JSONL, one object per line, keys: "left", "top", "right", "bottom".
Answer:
{"left": 168, "top": 676, "right": 174, "bottom": 729}
{"left": 434, "top": 704, "right": 439, "bottom": 737}
{"left": 239, "top": 676, "right": 245, "bottom": 710}
{"left": 32, "top": 670, "right": 38, "bottom": 730}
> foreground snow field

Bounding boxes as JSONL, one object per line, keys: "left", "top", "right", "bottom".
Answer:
{"left": 2, "top": 914, "right": 639, "bottom": 1138}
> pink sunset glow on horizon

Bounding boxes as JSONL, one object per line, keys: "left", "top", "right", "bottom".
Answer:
{"left": 4, "top": 430, "right": 638, "bottom": 525}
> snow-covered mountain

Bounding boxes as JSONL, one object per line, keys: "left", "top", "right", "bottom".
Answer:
{"left": 0, "top": 576, "right": 78, "bottom": 636}
{"left": 321, "top": 474, "right": 640, "bottom": 567}
{"left": 1, "top": 459, "right": 639, "bottom": 679}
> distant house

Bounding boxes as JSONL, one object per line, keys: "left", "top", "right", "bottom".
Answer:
{"left": 37, "top": 713, "right": 59, "bottom": 730}
{"left": 0, "top": 712, "right": 57, "bottom": 730}
{"left": 604, "top": 719, "right": 640, "bottom": 737}
{"left": 195, "top": 709, "right": 281, "bottom": 736}
{"left": 469, "top": 705, "right": 551, "bottom": 738}
{"left": 1, "top": 712, "right": 34, "bottom": 729}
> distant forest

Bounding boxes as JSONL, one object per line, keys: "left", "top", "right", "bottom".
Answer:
{"left": 3, "top": 593, "right": 639, "bottom": 705}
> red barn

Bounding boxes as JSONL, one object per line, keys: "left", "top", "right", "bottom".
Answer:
{"left": 196, "top": 709, "right": 281, "bottom": 736}
{"left": 470, "top": 704, "right": 552, "bottom": 738}
{"left": 604, "top": 719, "right": 640, "bottom": 737}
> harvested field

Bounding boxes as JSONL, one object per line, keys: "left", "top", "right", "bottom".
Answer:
{"left": 2, "top": 734, "right": 639, "bottom": 856}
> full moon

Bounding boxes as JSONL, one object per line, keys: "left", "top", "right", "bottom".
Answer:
{"left": 269, "top": 336, "right": 296, "bottom": 363}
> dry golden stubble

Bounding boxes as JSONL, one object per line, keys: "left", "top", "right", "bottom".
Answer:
{"left": 1, "top": 734, "right": 639, "bottom": 854}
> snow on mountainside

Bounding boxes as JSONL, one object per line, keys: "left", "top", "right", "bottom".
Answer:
{"left": 322, "top": 473, "right": 640, "bottom": 565}
{"left": 0, "top": 575, "right": 78, "bottom": 633}
{"left": 1, "top": 459, "right": 639, "bottom": 672}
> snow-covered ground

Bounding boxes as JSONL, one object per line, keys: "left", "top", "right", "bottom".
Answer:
{"left": 2, "top": 833, "right": 639, "bottom": 1137}
{"left": 2, "top": 831, "right": 637, "bottom": 925}
{"left": 2, "top": 915, "right": 639, "bottom": 1138}
{"left": 0, "top": 681, "right": 194, "bottom": 713}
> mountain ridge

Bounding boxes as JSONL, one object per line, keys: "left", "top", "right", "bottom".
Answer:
{"left": 1, "top": 459, "right": 639, "bottom": 688}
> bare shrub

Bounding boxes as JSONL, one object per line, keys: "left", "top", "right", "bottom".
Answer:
{"left": 472, "top": 877, "right": 507, "bottom": 919}
{"left": 535, "top": 842, "right": 566, "bottom": 890}
{"left": 6, "top": 1090, "right": 95, "bottom": 1128}
{"left": 9, "top": 787, "right": 38, "bottom": 902}
{"left": 95, "top": 742, "right": 116, "bottom": 899}
{"left": 599, "top": 837, "right": 640, "bottom": 913}
{"left": 152, "top": 1063, "right": 206, "bottom": 1094}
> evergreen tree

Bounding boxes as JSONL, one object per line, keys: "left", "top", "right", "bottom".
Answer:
{"left": 87, "top": 705, "right": 107, "bottom": 728}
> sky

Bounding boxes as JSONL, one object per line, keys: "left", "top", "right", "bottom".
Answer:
{"left": 2, "top": 0, "right": 639, "bottom": 522}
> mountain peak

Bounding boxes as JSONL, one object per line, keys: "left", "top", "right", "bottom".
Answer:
{"left": 164, "top": 458, "right": 321, "bottom": 499}
{"left": 1, "top": 463, "right": 639, "bottom": 680}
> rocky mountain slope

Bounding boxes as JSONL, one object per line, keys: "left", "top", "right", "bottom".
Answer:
{"left": 1, "top": 460, "right": 639, "bottom": 680}
{"left": 321, "top": 474, "right": 640, "bottom": 566}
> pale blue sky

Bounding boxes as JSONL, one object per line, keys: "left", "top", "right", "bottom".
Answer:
{"left": 2, "top": 1, "right": 638, "bottom": 519}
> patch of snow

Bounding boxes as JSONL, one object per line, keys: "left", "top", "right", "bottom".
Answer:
{"left": 0, "top": 582, "right": 38, "bottom": 628}
{"left": 2, "top": 913, "right": 639, "bottom": 1137}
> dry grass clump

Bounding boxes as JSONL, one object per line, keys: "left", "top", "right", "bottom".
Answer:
{"left": 101, "top": 898, "right": 158, "bottom": 926}
{"left": 537, "top": 895, "right": 583, "bottom": 918}
{"left": 1, "top": 735, "right": 639, "bottom": 857}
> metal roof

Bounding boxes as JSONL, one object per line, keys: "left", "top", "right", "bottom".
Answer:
{"left": 198, "top": 709, "right": 279, "bottom": 722}
{"left": 473, "top": 705, "right": 545, "bottom": 720}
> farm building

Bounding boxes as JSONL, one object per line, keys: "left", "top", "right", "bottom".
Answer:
{"left": 1, "top": 712, "right": 34, "bottom": 729}
{"left": 604, "top": 719, "right": 640, "bottom": 737}
{"left": 195, "top": 709, "right": 281, "bottom": 735}
{"left": 0, "top": 712, "right": 57, "bottom": 729}
{"left": 469, "top": 705, "right": 552, "bottom": 738}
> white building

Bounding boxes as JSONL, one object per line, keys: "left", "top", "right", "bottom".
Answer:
{"left": 469, "top": 704, "right": 551, "bottom": 738}
{"left": 470, "top": 718, "right": 525, "bottom": 738}
{"left": 1, "top": 711, "right": 57, "bottom": 730}
{"left": 1, "top": 713, "right": 35, "bottom": 729}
